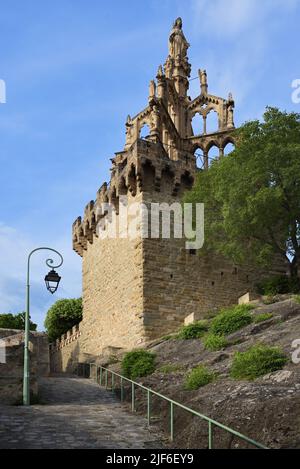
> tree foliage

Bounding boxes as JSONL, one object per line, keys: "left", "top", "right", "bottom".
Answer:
{"left": 184, "top": 107, "right": 300, "bottom": 283}
{"left": 44, "top": 298, "right": 82, "bottom": 342}
{"left": 0, "top": 312, "right": 37, "bottom": 331}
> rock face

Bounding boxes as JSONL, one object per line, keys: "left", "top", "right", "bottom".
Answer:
{"left": 0, "top": 329, "right": 49, "bottom": 405}
{"left": 107, "top": 297, "right": 300, "bottom": 449}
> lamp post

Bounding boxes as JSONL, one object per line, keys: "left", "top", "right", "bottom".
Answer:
{"left": 23, "top": 247, "right": 63, "bottom": 406}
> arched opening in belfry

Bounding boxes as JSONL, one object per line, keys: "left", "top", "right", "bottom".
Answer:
{"left": 193, "top": 146, "right": 205, "bottom": 170}
{"left": 139, "top": 123, "right": 151, "bottom": 140}
{"left": 206, "top": 110, "right": 219, "bottom": 134}
{"left": 224, "top": 141, "right": 235, "bottom": 155}
{"left": 191, "top": 113, "right": 204, "bottom": 136}
{"left": 208, "top": 144, "right": 220, "bottom": 166}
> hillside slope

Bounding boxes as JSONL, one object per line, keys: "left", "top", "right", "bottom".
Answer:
{"left": 107, "top": 296, "right": 300, "bottom": 449}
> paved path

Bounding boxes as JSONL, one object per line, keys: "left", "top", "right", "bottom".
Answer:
{"left": 0, "top": 376, "right": 164, "bottom": 449}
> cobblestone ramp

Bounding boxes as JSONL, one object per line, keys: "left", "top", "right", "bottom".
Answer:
{"left": 0, "top": 376, "right": 164, "bottom": 449}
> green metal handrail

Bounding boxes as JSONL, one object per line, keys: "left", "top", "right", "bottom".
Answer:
{"left": 88, "top": 363, "right": 268, "bottom": 450}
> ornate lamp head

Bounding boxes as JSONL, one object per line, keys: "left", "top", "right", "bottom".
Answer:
{"left": 44, "top": 269, "right": 61, "bottom": 294}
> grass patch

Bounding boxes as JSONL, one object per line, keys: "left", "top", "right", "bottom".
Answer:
{"left": 158, "top": 363, "right": 183, "bottom": 374}
{"left": 203, "top": 333, "right": 228, "bottom": 351}
{"left": 253, "top": 312, "right": 273, "bottom": 324}
{"left": 161, "top": 335, "right": 175, "bottom": 341}
{"left": 121, "top": 350, "right": 155, "bottom": 380}
{"left": 178, "top": 320, "right": 209, "bottom": 339}
{"left": 293, "top": 295, "right": 300, "bottom": 305}
{"left": 210, "top": 305, "right": 253, "bottom": 336}
{"left": 230, "top": 344, "right": 287, "bottom": 381}
{"left": 184, "top": 365, "right": 216, "bottom": 390}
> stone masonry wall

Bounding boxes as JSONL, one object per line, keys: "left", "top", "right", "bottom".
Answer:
{"left": 140, "top": 189, "right": 286, "bottom": 340}
{"left": 0, "top": 330, "right": 49, "bottom": 405}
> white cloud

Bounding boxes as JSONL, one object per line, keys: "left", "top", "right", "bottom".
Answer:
{"left": 192, "top": 0, "right": 298, "bottom": 39}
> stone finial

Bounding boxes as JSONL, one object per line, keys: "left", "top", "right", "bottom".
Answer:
{"left": 149, "top": 80, "right": 156, "bottom": 100}
{"left": 157, "top": 65, "right": 164, "bottom": 78}
{"left": 228, "top": 92, "right": 234, "bottom": 104}
{"left": 199, "top": 69, "right": 208, "bottom": 95}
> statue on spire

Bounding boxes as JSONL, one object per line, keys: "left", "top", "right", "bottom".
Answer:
{"left": 169, "top": 17, "right": 189, "bottom": 59}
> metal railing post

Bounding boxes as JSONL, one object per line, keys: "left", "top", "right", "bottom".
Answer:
{"left": 105, "top": 369, "right": 108, "bottom": 389}
{"left": 208, "top": 421, "right": 213, "bottom": 449}
{"left": 121, "top": 377, "right": 124, "bottom": 402}
{"left": 132, "top": 382, "right": 135, "bottom": 412}
{"left": 100, "top": 366, "right": 103, "bottom": 386}
{"left": 112, "top": 372, "right": 115, "bottom": 391}
{"left": 170, "top": 402, "right": 174, "bottom": 441}
{"left": 147, "top": 390, "right": 151, "bottom": 426}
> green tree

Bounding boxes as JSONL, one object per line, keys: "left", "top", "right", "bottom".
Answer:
{"left": 184, "top": 107, "right": 300, "bottom": 285}
{"left": 44, "top": 298, "right": 82, "bottom": 342}
{"left": 0, "top": 312, "right": 37, "bottom": 331}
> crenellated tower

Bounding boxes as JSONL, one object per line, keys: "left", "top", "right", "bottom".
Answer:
{"left": 69, "top": 19, "right": 281, "bottom": 358}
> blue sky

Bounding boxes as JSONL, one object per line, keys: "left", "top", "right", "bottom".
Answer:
{"left": 0, "top": 0, "right": 300, "bottom": 330}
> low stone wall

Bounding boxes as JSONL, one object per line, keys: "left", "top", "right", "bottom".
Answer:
{"left": 0, "top": 329, "right": 49, "bottom": 405}
{"left": 49, "top": 324, "right": 82, "bottom": 374}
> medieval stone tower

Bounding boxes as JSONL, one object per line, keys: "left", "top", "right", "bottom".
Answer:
{"left": 67, "top": 19, "right": 280, "bottom": 358}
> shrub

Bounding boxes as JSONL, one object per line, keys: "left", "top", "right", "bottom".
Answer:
{"left": 121, "top": 350, "right": 155, "bottom": 379}
{"left": 44, "top": 298, "right": 82, "bottom": 342}
{"left": 253, "top": 312, "right": 273, "bottom": 324}
{"left": 178, "top": 320, "right": 209, "bottom": 339}
{"left": 158, "top": 363, "right": 183, "bottom": 374}
{"left": 230, "top": 344, "right": 287, "bottom": 380}
{"left": 204, "top": 333, "right": 228, "bottom": 351}
{"left": 257, "top": 275, "right": 300, "bottom": 296}
{"left": 210, "top": 305, "right": 253, "bottom": 336}
{"left": 184, "top": 365, "right": 216, "bottom": 390}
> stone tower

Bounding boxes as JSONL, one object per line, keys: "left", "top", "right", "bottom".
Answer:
{"left": 71, "top": 19, "right": 280, "bottom": 356}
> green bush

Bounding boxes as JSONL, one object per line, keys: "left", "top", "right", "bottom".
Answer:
{"left": 44, "top": 298, "right": 82, "bottom": 342}
{"left": 178, "top": 320, "right": 209, "bottom": 339}
{"left": 210, "top": 305, "right": 253, "bottom": 336}
{"left": 121, "top": 350, "right": 155, "bottom": 379}
{"left": 0, "top": 312, "right": 37, "bottom": 331}
{"left": 184, "top": 365, "right": 216, "bottom": 390}
{"left": 257, "top": 275, "right": 300, "bottom": 296}
{"left": 253, "top": 312, "right": 273, "bottom": 324}
{"left": 230, "top": 344, "right": 287, "bottom": 380}
{"left": 158, "top": 363, "right": 183, "bottom": 374}
{"left": 204, "top": 333, "right": 228, "bottom": 351}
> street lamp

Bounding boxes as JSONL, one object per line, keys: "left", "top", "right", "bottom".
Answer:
{"left": 23, "top": 247, "right": 63, "bottom": 406}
